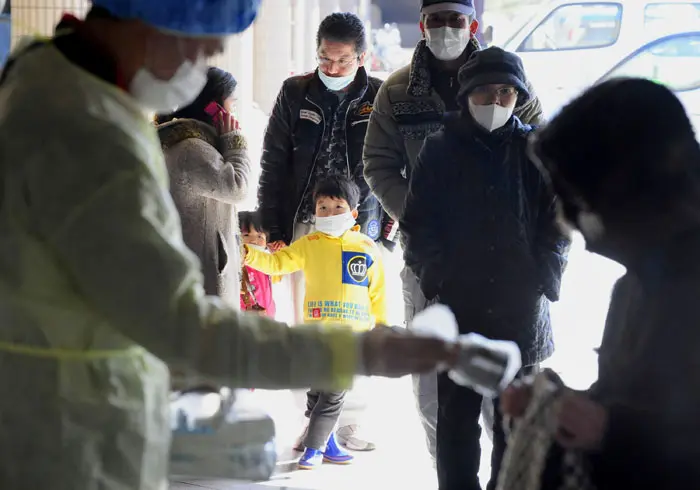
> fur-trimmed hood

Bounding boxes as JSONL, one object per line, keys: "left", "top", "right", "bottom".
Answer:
{"left": 157, "top": 118, "right": 219, "bottom": 152}
{"left": 406, "top": 37, "right": 481, "bottom": 98}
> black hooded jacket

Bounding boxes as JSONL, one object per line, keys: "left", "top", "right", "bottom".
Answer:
{"left": 402, "top": 114, "right": 570, "bottom": 365}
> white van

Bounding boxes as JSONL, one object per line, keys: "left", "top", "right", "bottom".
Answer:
{"left": 500, "top": 0, "right": 700, "bottom": 116}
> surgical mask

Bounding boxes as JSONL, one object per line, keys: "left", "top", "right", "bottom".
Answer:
{"left": 315, "top": 212, "right": 356, "bottom": 237}
{"left": 130, "top": 57, "right": 208, "bottom": 113}
{"left": 425, "top": 26, "right": 471, "bottom": 61}
{"left": 577, "top": 210, "right": 605, "bottom": 241}
{"left": 468, "top": 101, "right": 514, "bottom": 132}
{"left": 318, "top": 69, "right": 357, "bottom": 92}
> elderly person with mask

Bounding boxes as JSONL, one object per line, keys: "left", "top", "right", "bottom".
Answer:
{"left": 363, "top": 0, "right": 544, "bottom": 459}
{"left": 401, "top": 46, "right": 570, "bottom": 490}
{"left": 156, "top": 67, "right": 249, "bottom": 308}
{"left": 501, "top": 77, "right": 700, "bottom": 490}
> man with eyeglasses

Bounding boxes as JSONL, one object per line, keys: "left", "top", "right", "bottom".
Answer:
{"left": 363, "top": 0, "right": 544, "bottom": 469}
{"left": 258, "top": 11, "right": 395, "bottom": 453}
{"left": 401, "top": 46, "right": 570, "bottom": 490}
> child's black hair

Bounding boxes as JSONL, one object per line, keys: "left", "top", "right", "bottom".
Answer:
{"left": 239, "top": 211, "right": 268, "bottom": 239}
{"left": 313, "top": 175, "right": 361, "bottom": 210}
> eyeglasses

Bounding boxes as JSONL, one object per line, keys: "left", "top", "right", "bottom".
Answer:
{"left": 316, "top": 56, "right": 358, "bottom": 69}
{"left": 470, "top": 86, "right": 518, "bottom": 103}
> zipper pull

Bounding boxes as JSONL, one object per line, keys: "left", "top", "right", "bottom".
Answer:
{"left": 450, "top": 77, "right": 454, "bottom": 88}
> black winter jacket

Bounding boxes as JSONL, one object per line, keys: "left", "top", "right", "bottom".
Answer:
{"left": 402, "top": 115, "right": 570, "bottom": 364}
{"left": 258, "top": 67, "right": 395, "bottom": 249}
{"left": 540, "top": 229, "right": 700, "bottom": 490}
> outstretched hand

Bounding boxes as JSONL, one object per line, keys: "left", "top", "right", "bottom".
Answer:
{"left": 501, "top": 380, "right": 609, "bottom": 451}
{"left": 361, "top": 325, "right": 459, "bottom": 378}
{"left": 555, "top": 392, "right": 608, "bottom": 450}
{"left": 268, "top": 240, "right": 287, "bottom": 252}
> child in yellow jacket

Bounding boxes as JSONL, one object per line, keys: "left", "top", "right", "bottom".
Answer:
{"left": 243, "top": 175, "right": 385, "bottom": 469}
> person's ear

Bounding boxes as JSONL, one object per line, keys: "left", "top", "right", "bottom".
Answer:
{"left": 358, "top": 51, "right": 367, "bottom": 67}
{"left": 470, "top": 19, "right": 479, "bottom": 36}
{"left": 419, "top": 18, "right": 426, "bottom": 38}
{"left": 352, "top": 209, "right": 359, "bottom": 219}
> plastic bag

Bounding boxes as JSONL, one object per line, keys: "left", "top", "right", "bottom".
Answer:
{"left": 410, "top": 304, "right": 522, "bottom": 398}
{"left": 169, "top": 388, "right": 277, "bottom": 481}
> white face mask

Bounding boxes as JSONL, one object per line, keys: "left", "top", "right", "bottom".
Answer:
{"left": 315, "top": 212, "right": 356, "bottom": 237}
{"left": 130, "top": 57, "right": 208, "bottom": 113}
{"left": 468, "top": 101, "right": 514, "bottom": 132}
{"left": 318, "top": 69, "right": 357, "bottom": 92}
{"left": 425, "top": 26, "right": 471, "bottom": 61}
{"left": 577, "top": 210, "right": 605, "bottom": 242}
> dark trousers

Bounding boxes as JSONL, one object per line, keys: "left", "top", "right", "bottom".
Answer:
{"left": 436, "top": 372, "right": 506, "bottom": 490}
{"left": 436, "top": 366, "right": 534, "bottom": 490}
{"left": 303, "top": 389, "right": 346, "bottom": 450}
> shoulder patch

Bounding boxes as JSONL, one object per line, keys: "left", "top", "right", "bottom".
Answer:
{"left": 357, "top": 101, "right": 374, "bottom": 116}
{"left": 366, "top": 219, "right": 380, "bottom": 240}
{"left": 300, "top": 109, "right": 322, "bottom": 125}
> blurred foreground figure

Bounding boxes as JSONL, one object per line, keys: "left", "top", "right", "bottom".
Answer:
{"left": 0, "top": 2, "right": 459, "bottom": 489}
{"left": 500, "top": 78, "right": 700, "bottom": 490}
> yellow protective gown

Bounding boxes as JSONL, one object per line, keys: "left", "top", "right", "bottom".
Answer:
{"left": 0, "top": 43, "right": 358, "bottom": 490}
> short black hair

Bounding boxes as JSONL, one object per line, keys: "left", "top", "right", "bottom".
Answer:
{"left": 313, "top": 175, "right": 361, "bottom": 210}
{"left": 239, "top": 211, "right": 268, "bottom": 238}
{"left": 155, "top": 67, "right": 237, "bottom": 126}
{"left": 316, "top": 12, "right": 368, "bottom": 55}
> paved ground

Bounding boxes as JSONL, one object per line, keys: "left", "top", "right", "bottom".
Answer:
{"left": 171, "top": 235, "right": 625, "bottom": 490}
{"left": 171, "top": 375, "right": 476, "bottom": 490}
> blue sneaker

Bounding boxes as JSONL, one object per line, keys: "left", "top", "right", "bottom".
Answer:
{"left": 298, "top": 448, "right": 323, "bottom": 470}
{"left": 322, "top": 432, "right": 354, "bottom": 465}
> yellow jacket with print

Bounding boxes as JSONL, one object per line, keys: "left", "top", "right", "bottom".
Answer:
{"left": 246, "top": 227, "right": 386, "bottom": 331}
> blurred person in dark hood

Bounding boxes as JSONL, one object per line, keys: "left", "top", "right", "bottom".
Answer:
{"left": 402, "top": 46, "right": 570, "bottom": 490}
{"left": 502, "top": 77, "right": 700, "bottom": 489}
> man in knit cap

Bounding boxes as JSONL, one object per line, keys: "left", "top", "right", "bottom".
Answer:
{"left": 363, "top": 0, "right": 544, "bottom": 462}
{"left": 402, "top": 46, "right": 570, "bottom": 490}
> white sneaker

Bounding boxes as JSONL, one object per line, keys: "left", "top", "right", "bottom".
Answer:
{"left": 337, "top": 424, "right": 376, "bottom": 452}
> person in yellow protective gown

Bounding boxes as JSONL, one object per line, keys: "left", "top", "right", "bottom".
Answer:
{"left": 0, "top": 3, "right": 459, "bottom": 490}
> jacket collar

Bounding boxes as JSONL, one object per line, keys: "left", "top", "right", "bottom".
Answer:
{"left": 407, "top": 38, "right": 481, "bottom": 98}
{"left": 157, "top": 118, "right": 218, "bottom": 151}
{"left": 445, "top": 111, "right": 529, "bottom": 146}
{"left": 307, "top": 66, "right": 370, "bottom": 104}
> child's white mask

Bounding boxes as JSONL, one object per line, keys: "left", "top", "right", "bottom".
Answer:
{"left": 315, "top": 212, "right": 356, "bottom": 237}
{"left": 246, "top": 244, "right": 269, "bottom": 254}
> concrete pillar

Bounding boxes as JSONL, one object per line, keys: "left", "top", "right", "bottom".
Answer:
{"left": 210, "top": 27, "right": 255, "bottom": 123}
{"left": 339, "top": 0, "right": 359, "bottom": 14}
{"left": 291, "top": 0, "right": 306, "bottom": 75}
{"left": 253, "top": 0, "right": 293, "bottom": 114}
{"left": 11, "top": 0, "right": 88, "bottom": 47}
{"left": 319, "top": 0, "right": 341, "bottom": 18}
{"left": 303, "top": 0, "right": 321, "bottom": 72}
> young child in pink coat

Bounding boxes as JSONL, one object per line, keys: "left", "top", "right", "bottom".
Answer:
{"left": 239, "top": 211, "right": 276, "bottom": 318}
